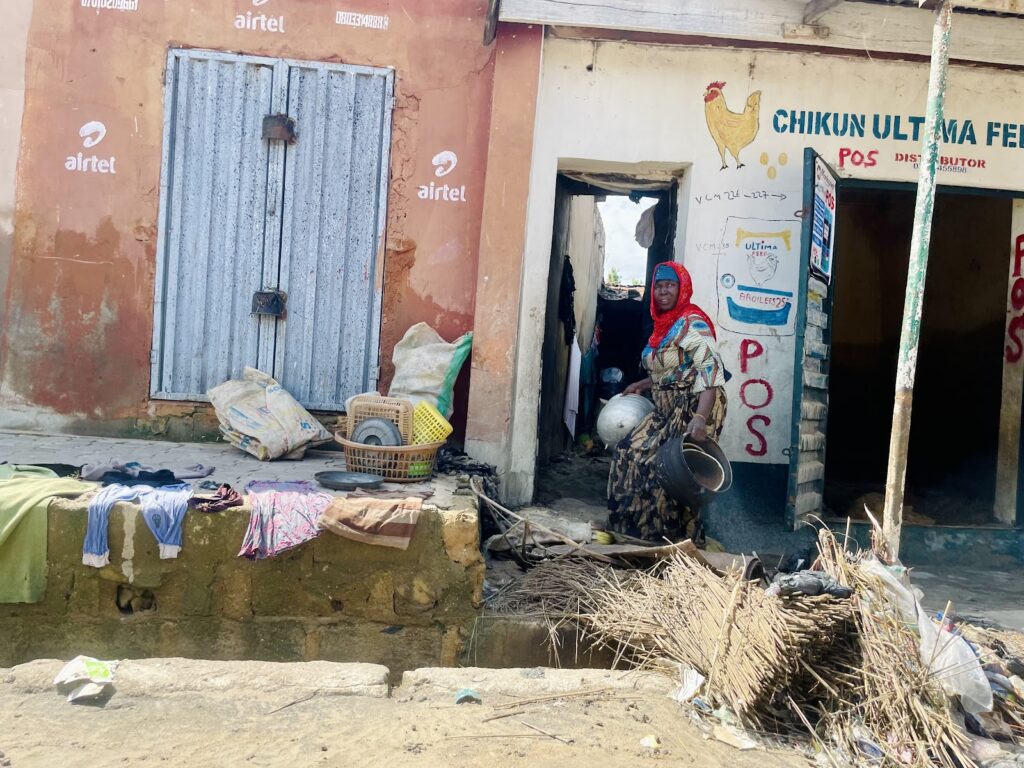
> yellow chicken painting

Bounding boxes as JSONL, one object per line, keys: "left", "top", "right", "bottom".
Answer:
{"left": 704, "top": 81, "right": 762, "bottom": 170}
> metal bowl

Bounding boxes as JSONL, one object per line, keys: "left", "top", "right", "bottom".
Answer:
{"left": 314, "top": 471, "right": 384, "bottom": 491}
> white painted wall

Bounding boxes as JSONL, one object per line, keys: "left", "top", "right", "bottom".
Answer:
{"left": 508, "top": 37, "right": 1024, "bottom": 503}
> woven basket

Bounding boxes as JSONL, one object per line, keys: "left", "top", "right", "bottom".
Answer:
{"left": 412, "top": 400, "right": 453, "bottom": 445}
{"left": 336, "top": 435, "right": 444, "bottom": 482}
{"left": 346, "top": 395, "right": 413, "bottom": 445}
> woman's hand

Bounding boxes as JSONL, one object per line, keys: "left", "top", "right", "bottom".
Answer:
{"left": 687, "top": 413, "right": 708, "bottom": 440}
{"left": 623, "top": 377, "right": 653, "bottom": 396}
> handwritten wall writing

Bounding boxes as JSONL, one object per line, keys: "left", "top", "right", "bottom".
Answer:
{"left": 694, "top": 189, "right": 788, "bottom": 205}
{"left": 736, "top": 337, "right": 774, "bottom": 457}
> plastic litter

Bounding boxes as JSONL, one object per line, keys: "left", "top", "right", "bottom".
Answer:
{"left": 455, "top": 688, "right": 482, "bottom": 705}
{"left": 639, "top": 734, "right": 661, "bottom": 750}
{"left": 669, "top": 667, "right": 706, "bottom": 705}
{"left": 765, "top": 570, "right": 853, "bottom": 599}
{"left": 53, "top": 655, "right": 118, "bottom": 703}
{"left": 711, "top": 723, "right": 758, "bottom": 751}
{"left": 859, "top": 558, "right": 992, "bottom": 716}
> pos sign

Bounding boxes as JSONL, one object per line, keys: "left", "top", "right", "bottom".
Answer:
{"left": 1005, "top": 235, "right": 1024, "bottom": 363}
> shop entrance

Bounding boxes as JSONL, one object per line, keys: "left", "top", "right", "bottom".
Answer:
{"left": 823, "top": 187, "right": 1013, "bottom": 526}
{"left": 534, "top": 173, "right": 677, "bottom": 507}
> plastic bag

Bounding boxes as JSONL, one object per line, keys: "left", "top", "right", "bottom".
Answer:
{"left": 208, "top": 368, "right": 331, "bottom": 461}
{"left": 388, "top": 323, "right": 472, "bottom": 418}
{"left": 860, "top": 558, "right": 992, "bottom": 715}
{"left": 53, "top": 655, "right": 118, "bottom": 703}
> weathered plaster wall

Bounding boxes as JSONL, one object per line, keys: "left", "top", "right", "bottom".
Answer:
{"left": 1, "top": 496, "right": 484, "bottom": 671}
{"left": 501, "top": 37, "right": 1024, "bottom": 505}
{"left": 464, "top": 22, "right": 543, "bottom": 485}
{"left": 0, "top": 3, "right": 32, "bottom": 360}
{"left": 0, "top": 0, "right": 495, "bottom": 439}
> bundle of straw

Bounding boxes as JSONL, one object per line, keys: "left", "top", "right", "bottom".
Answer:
{"left": 814, "top": 529, "right": 975, "bottom": 768}
{"left": 491, "top": 528, "right": 991, "bottom": 767}
{"left": 578, "top": 552, "right": 856, "bottom": 730}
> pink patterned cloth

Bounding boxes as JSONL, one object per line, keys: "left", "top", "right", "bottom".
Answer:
{"left": 238, "top": 480, "right": 332, "bottom": 560}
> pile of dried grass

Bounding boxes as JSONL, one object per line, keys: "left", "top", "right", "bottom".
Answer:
{"left": 491, "top": 528, "right": 990, "bottom": 767}
{"left": 814, "top": 530, "right": 974, "bottom": 768}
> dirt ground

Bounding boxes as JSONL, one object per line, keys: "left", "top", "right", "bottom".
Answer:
{"left": 0, "top": 660, "right": 808, "bottom": 768}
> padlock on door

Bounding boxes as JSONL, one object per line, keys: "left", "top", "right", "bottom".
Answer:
{"left": 251, "top": 289, "right": 288, "bottom": 318}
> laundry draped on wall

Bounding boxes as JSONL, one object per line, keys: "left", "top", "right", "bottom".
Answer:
{"left": 558, "top": 254, "right": 577, "bottom": 346}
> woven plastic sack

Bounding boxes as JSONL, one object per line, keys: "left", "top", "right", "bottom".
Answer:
{"left": 208, "top": 367, "right": 331, "bottom": 461}
{"left": 388, "top": 323, "right": 472, "bottom": 418}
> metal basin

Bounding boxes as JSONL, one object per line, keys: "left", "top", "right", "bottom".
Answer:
{"left": 655, "top": 434, "right": 733, "bottom": 505}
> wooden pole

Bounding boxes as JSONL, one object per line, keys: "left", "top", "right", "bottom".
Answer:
{"left": 881, "top": 0, "right": 953, "bottom": 559}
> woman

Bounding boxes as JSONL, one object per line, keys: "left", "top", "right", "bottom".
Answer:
{"left": 607, "top": 261, "right": 728, "bottom": 542}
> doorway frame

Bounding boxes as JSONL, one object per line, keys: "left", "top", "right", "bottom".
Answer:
{"left": 788, "top": 165, "right": 1024, "bottom": 529}
{"left": 499, "top": 159, "right": 689, "bottom": 505}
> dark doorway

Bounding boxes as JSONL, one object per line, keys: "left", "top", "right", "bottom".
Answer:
{"left": 824, "top": 188, "right": 1012, "bottom": 526}
{"left": 535, "top": 174, "right": 677, "bottom": 507}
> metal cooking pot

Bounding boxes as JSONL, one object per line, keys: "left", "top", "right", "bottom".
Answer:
{"left": 655, "top": 434, "right": 733, "bottom": 506}
{"left": 596, "top": 394, "right": 655, "bottom": 447}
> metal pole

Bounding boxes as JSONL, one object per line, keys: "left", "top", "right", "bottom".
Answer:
{"left": 881, "top": 0, "right": 952, "bottom": 559}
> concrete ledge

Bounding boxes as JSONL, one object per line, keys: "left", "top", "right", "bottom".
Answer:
{"left": 2, "top": 490, "right": 483, "bottom": 671}
{"left": 3, "top": 658, "right": 391, "bottom": 699}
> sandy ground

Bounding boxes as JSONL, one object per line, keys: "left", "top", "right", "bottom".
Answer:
{"left": 0, "top": 661, "right": 808, "bottom": 768}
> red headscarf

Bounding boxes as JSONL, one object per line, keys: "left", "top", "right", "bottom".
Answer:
{"left": 648, "top": 261, "right": 716, "bottom": 348}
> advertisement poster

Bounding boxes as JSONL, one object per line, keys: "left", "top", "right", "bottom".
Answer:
{"left": 716, "top": 216, "right": 800, "bottom": 337}
{"left": 810, "top": 156, "right": 837, "bottom": 283}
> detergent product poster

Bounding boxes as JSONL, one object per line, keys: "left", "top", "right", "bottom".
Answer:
{"left": 716, "top": 216, "right": 799, "bottom": 337}
{"left": 810, "top": 156, "right": 837, "bottom": 283}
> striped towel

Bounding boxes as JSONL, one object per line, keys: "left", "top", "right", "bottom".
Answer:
{"left": 318, "top": 497, "right": 422, "bottom": 550}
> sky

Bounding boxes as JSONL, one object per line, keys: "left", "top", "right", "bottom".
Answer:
{"left": 598, "top": 196, "right": 654, "bottom": 285}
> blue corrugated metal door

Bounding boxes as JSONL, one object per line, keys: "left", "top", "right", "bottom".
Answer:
{"left": 272, "top": 62, "right": 393, "bottom": 409}
{"left": 151, "top": 49, "right": 393, "bottom": 410}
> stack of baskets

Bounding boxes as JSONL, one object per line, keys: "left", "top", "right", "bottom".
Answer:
{"left": 336, "top": 395, "right": 453, "bottom": 482}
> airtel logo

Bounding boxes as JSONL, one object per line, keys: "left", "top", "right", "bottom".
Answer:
{"left": 79, "top": 121, "right": 107, "bottom": 149}
{"left": 432, "top": 150, "right": 458, "bottom": 178}
{"left": 67, "top": 120, "right": 116, "bottom": 174}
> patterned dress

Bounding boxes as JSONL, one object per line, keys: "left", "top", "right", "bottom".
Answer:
{"left": 607, "top": 316, "right": 728, "bottom": 541}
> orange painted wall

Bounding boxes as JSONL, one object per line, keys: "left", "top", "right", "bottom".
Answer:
{"left": 0, "top": 0, "right": 495, "bottom": 435}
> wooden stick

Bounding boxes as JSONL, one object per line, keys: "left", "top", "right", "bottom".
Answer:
{"left": 518, "top": 720, "right": 574, "bottom": 745}
{"left": 492, "top": 686, "right": 617, "bottom": 710}
{"left": 471, "top": 479, "right": 615, "bottom": 564}
{"left": 266, "top": 688, "right": 319, "bottom": 714}
{"left": 444, "top": 734, "right": 547, "bottom": 740}
{"left": 481, "top": 709, "right": 525, "bottom": 723}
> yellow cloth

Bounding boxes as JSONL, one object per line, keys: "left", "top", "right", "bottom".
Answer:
{"left": 0, "top": 475, "right": 94, "bottom": 603}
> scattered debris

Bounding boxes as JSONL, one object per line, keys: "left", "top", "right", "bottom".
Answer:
{"left": 53, "top": 655, "right": 117, "bottom": 703}
{"left": 670, "top": 668, "right": 705, "bottom": 705}
{"left": 488, "top": 526, "right": 1024, "bottom": 767}
{"left": 710, "top": 723, "right": 757, "bottom": 751}
{"left": 639, "top": 733, "right": 661, "bottom": 750}
{"left": 455, "top": 688, "right": 482, "bottom": 705}
{"left": 518, "top": 720, "right": 574, "bottom": 745}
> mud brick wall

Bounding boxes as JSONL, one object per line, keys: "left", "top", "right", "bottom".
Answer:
{"left": 1, "top": 497, "right": 484, "bottom": 673}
